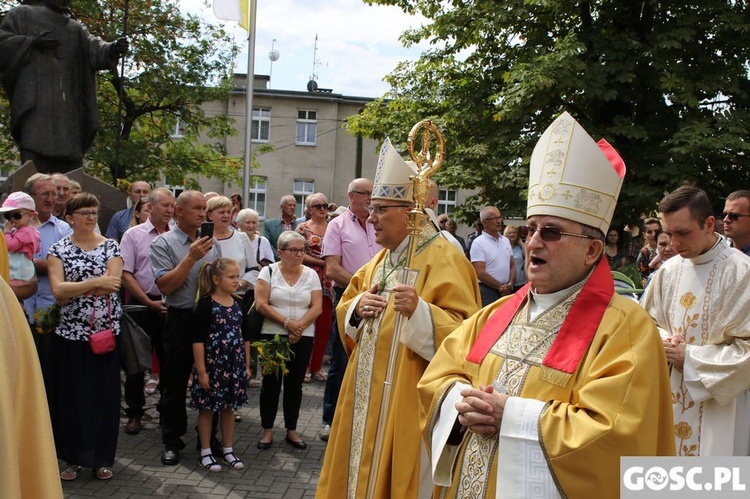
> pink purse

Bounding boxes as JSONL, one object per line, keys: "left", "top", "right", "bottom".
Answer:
{"left": 89, "top": 295, "right": 116, "bottom": 355}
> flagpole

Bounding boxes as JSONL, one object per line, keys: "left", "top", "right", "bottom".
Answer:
{"left": 242, "top": 0, "right": 258, "bottom": 204}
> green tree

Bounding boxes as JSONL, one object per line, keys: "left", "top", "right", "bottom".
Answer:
{"left": 0, "top": 0, "right": 242, "bottom": 187}
{"left": 351, "top": 0, "right": 750, "bottom": 223}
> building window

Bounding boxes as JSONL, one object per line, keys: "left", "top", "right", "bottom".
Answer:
{"left": 295, "top": 109, "right": 317, "bottom": 146}
{"left": 293, "top": 179, "right": 314, "bottom": 218}
{"left": 437, "top": 189, "right": 457, "bottom": 216}
{"left": 162, "top": 173, "right": 184, "bottom": 198}
{"left": 247, "top": 176, "right": 267, "bottom": 219}
{"left": 171, "top": 117, "right": 185, "bottom": 138}
{"left": 252, "top": 108, "right": 271, "bottom": 142}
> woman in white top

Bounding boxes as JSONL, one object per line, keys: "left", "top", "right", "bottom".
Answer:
{"left": 207, "top": 197, "right": 257, "bottom": 293}
{"left": 254, "top": 231, "right": 322, "bottom": 450}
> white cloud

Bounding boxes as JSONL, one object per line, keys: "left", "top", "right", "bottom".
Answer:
{"left": 180, "top": 0, "right": 427, "bottom": 97}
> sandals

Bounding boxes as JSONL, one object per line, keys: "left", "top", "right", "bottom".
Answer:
{"left": 304, "top": 372, "right": 312, "bottom": 383}
{"left": 223, "top": 451, "right": 245, "bottom": 470}
{"left": 311, "top": 371, "right": 327, "bottom": 381}
{"left": 95, "top": 467, "right": 113, "bottom": 480}
{"left": 145, "top": 378, "right": 159, "bottom": 395}
{"left": 61, "top": 465, "right": 112, "bottom": 481}
{"left": 60, "top": 465, "right": 82, "bottom": 481}
{"left": 200, "top": 454, "right": 222, "bottom": 472}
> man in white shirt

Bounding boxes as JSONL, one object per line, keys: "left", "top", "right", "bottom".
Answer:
{"left": 470, "top": 206, "right": 515, "bottom": 306}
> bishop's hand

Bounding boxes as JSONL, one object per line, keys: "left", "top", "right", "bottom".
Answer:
{"left": 111, "top": 37, "right": 129, "bottom": 57}
{"left": 456, "top": 384, "right": 509, "bottom": 436}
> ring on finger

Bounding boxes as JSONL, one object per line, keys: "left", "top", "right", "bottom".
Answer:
{"left": 363, "top": 305, "right": 369, "bottom": 312}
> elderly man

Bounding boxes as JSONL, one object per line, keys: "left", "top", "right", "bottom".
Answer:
{"left": 316, "top": 139, "right": 481, "bottom": 499}
{"left": 150, "top": 190, "right": 220, "bottom": 465}
{"left": 263, "top": 195, "right": 298, "bottom": 252}
{"left": 641, "top": 185, "right": 750, "bottom": 456}
{"left": 317, "top": 177, "right": 382, "bottom": 441}
{"left": 23, "top": 174, "right": 72, "bottom": 325}
{"left": 722, "top": 189, "right": 750, "bottom": 255}
{"left": 106, "top": 180, "right": 150, "bottom": 241}
{"left": 119, "top": 188, "right": 174, "bottom": 435}
{"left": 51, "top": 173, "right": 72, "bottom": 218}
{"left": 471, "top": 206, "right": 515, "bottom": 306}
{"left": 418, "top": 112, "right": 675, "bottom": 498}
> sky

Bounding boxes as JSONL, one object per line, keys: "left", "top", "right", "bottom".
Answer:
{"left": 179, "top": 0, "right": 429, "bottom": 98}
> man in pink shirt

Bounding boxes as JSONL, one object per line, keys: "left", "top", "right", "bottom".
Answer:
{"left": 119, "top": 187, "right": 174, "bottom": 435}
{"left": 318, "top": 178, "right": 382, "bottom": 441}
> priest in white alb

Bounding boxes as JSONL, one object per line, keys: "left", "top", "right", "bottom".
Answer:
{"left": 418, "top": 112, "right": 676, "bottom": 499}
{"left": 641, "top": 184, "right": 750, "bottom": 457}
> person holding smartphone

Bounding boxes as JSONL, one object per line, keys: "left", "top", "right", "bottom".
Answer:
{"left": 150, "top": 191, "right": 221, "bottom": 466}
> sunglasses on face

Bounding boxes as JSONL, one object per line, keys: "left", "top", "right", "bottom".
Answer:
{"left": 311, "top": 203, "right": 328, "bottom": 210}
{"left": 722, "top": 212, "right": 750, "bottom": 222}
{"left": 367, "top": 204, "right": 412, "bottom": 215}
{"left": 3, "top": 212, "right": 26, "bottom": 221}
{"left": 527, "top": 226, "right": 593, "bottom": 242}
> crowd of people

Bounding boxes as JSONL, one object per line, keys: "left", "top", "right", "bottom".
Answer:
{"left": 1, "top": 112, "right": 749, "bottom": 497}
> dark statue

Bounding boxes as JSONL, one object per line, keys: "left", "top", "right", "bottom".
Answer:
{"left": 0, "top": 0, "right": 128, "bottom": 173}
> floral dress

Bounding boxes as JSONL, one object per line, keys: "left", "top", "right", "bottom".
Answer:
{"left": 296, "top": 222, "right": 334, "bottom": 300}
{"left": 190, "top": 297, "right": 248, "bottom": 411}
{"left": 47, "top": 237, "right": 122, "bottom": 340}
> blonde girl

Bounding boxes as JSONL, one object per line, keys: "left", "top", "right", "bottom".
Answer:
{"left": 190, "top": 258, "right": 251, "bottom": 471}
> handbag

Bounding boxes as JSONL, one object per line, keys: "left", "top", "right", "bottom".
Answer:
{"left": 120, "top": 305, "right": 153, "bottom": 375}
{"left": 89, "top": 294, "right": 116, "bottom": 355}
{"left": 244, "top": 266, "right": 272, "bottom": 342}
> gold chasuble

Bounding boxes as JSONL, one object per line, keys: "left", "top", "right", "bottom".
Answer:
{"left": 419, "top": 261, "right": 675, "bottom": 498}
{"left": 316, "top": 226, "right": 481, "bottom": 499}
{"left": 0, "top": 278, "right": 63, "bottom": 498}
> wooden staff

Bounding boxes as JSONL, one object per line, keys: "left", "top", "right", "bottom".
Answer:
{"left": 365, "top": 120, "right": 445, "bottom": 499}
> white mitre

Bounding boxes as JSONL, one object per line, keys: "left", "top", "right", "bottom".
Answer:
{"left": 372, "top": 137, "right": 417, "bottom": 202}
{"left": 527, "top": 111, "right": 626, "bottom": 234}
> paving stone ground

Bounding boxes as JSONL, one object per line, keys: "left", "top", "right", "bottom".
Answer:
{"left": 61, "top": 370, "right": 329, "bottom": 498}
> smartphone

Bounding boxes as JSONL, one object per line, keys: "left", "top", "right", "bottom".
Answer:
{"left": 199, "top": 221, "right": 214, "bottom": 239}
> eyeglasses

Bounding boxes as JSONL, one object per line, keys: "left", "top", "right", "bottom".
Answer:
{"left": 367, "top": 204, "right": 412, "bottom": 215}
{"left": 483, "top": 216, "right": 502, "bottom": 222}
{"left": 311, "top": 203, "right": 328, "bottom": 210}
{"left": 527, "top": 226, "right": 593, "bottom": 242}
{"left": 281, "top": 248, "right": 305, "bottom": 255}
{"left": 351, "top": 190, "right": 372, "bottom": 196}
{"left": 72, "top": 210, "right": 99, "bottom": 218}
{"left": 722, "top": 212, "right": 750, "bottom": 222}
{"left": 3, "top": 212, "right": 27, "bottom": 220}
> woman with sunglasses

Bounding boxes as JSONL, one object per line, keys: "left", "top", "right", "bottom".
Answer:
{"left": 46, "top": 193, "right": 123, "bottom": 481}
{"left": 254, "top": 231, "right": 322, "bottom": 450}
{"left": 295, "top": 193, "right": 335, "bottom": 383}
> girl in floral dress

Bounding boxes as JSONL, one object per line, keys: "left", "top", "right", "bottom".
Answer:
{"left": 190, "top": 258, "right": 251, "bottom": 471}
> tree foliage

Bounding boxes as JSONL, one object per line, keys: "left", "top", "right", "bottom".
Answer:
{"left": 352, "top": 0, "right": 750, "bottom": 223}
{"left": 0, "top": 0, "right": 241, "bottom": 187}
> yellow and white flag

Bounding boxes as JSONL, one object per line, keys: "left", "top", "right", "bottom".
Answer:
{"left": 213, "top": 0, "right": 249, "bottom": 31}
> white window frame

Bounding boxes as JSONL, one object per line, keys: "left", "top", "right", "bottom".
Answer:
{"left": 252, "top": 108, "right": 271, "bottom": 143}
{"left": 293, "top": 179, "right": 315, "bottom": 218}
{"left": 162, "top": 174, "right": 185, "bottom": 199}
{"left": 171, "top": 117, "right": 185, "bottom": 138}
{"left": 0, "top": 163, "right": 13, "bottom": 183}
{"left": 295, "top": 109, "right": 317, "bottom": 146}
{"left": 437, "top": 189, "right": 457, "bottom": 216}
{"left": 247, "top": 176, "right": 267, "bottom": 220}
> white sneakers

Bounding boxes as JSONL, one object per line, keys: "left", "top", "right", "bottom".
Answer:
{"left": 318, "top": 424, "right": 331, "bottom": 442}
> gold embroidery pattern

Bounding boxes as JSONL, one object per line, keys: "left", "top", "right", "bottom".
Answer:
{"left": 348, "top": 257, "right": 403, "bottom": 498}
{"left": 457, "top": 432, "right": 497, "bottom": 498}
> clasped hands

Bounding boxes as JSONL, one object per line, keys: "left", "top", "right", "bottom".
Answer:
{"left": 357, "top": 282, "right": 418, "bottom": 319}
{"left": 455, "top": 384, "right": 509, "bottom": 436}
{"left": 663, "top": 335, "right": 686, "bottom": 371}
{"left": 284, "top": 319, "right": 305, "bottom": 344}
